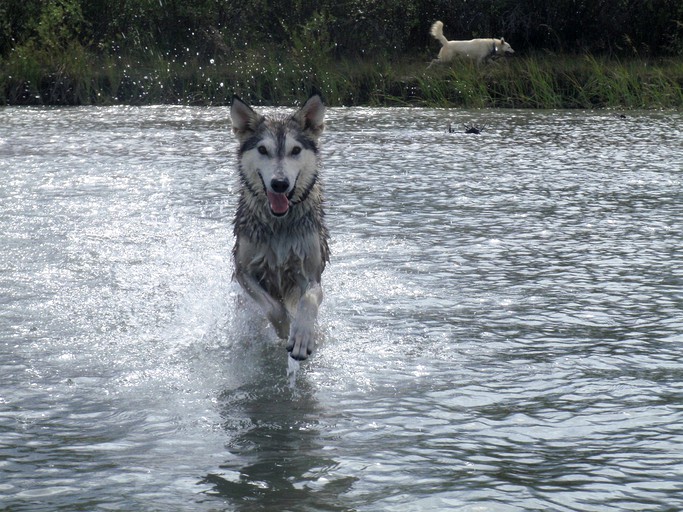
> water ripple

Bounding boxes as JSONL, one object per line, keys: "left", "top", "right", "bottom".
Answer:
{"left": 1, "top": 106, "right": 682, "bottom": 510}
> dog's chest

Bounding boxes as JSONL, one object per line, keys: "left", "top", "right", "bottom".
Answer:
{"left": 246, "top": 233, "right": 317, "bottom": 300}
{"left": 248, "top": 231, "right": 316, "bottom": 277}
{"left": 265, "top": 232, "right": 314, "bottom": 268}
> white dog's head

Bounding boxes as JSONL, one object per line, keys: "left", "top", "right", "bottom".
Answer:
{"left": 496, "top": 38, "right": 515, "bottom": 56}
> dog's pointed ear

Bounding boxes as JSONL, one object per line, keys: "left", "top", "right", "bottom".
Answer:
{"left": 294, "top": 93, "right": 326, "bottom": 139}
{"left": 500, "top": 37, "right": 505, "bottom": 44}
{"left": 231, "top": 95, "right": 264, "bottom": 140}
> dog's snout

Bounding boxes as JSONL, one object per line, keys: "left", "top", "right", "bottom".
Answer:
{"left": 271, "top": 177, "right": 289, "bottom": 194}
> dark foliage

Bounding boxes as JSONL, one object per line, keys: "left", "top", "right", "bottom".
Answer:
{"left": 2, "top": 0, "right": 682, "bottom": 60}
{"left": 1, "top": 0, "right": 682, "bottom": 106}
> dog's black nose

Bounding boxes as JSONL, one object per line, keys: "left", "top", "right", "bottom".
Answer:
{"left": 271, "top": 177, "right": 289, "bottom": 194}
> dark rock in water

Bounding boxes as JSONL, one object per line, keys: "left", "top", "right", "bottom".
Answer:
{"left": 463, "top": 123, "right": 485, "bottom": 134}
{"left": 447, "top": 122, "right": 486, "bottom": 134}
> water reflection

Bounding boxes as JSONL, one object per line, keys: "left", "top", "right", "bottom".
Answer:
{"left": 203, "top": 348, "right": 356, "bottom": 511}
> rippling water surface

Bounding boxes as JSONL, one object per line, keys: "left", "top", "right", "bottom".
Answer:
{"left": 1, "top": 105, "right": 682, "bottom": 511}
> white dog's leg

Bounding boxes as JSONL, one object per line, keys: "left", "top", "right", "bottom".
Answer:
{"left": 287, "top": 281, "right": 323, "bottom": 360}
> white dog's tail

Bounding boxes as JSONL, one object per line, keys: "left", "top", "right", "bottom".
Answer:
{"left": 430, "top": 20, "right": 448, "bottom": 47}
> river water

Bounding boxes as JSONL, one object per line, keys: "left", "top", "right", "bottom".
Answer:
{"left": 1, "top": 105, "right": 682, "bottom": 511}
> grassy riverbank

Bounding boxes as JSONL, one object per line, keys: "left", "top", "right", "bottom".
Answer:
{"left": 2, "top": 46, "right": 682, "bottom": 109}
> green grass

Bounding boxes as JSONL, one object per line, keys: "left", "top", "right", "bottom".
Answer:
{"left": 2, "top": 45, "right": 682, "bottom": 108}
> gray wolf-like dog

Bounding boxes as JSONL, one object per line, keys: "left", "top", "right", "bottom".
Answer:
{"left": 429, "top": 20, "right": 514, "bottom": 66}
{"left": 230, "top": 94, "right": 329, "bottom": 360}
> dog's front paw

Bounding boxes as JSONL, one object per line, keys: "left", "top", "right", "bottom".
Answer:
{"left": 287, "top": 320, "right": 315, "bottom": 360}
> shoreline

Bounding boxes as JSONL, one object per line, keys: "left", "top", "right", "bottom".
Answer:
{"left": 2, "top": 53, "right": 682, "bottom": 109}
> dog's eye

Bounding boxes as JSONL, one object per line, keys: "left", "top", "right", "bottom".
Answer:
{"left": 291, "top": 146, "right": 302, "bottom": 156}
{"left": 257, "top": 145, "right": 268, "bottom": 155}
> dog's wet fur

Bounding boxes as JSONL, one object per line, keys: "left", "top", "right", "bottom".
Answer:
{"left": 230, "top": 94, "right": 329, "bottom": 360}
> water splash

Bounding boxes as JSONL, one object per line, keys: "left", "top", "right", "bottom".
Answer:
{"left": 286, "top": 354, "right": 300, "bottom": 389}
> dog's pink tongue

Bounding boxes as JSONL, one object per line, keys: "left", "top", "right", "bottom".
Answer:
{"left": 267, "top": 191, "right": 289, "bottom": 215}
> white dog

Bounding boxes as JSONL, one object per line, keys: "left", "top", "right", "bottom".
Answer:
{"left": 429, "top": 20, "right": 514, "bottom": 66}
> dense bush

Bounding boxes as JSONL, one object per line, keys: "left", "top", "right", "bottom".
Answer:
{"left": 1, "top": 0, "right": 682, "bottom": 105}
{"left": 3, "top": 0, "right": 682, "bottom": 60}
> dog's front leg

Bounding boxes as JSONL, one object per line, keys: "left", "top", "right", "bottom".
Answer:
{"left": 287, "top": 281, "right": 323, "bottom": 360}
{"left": 235, "top": 270, "right": 290, "bottom": 338}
